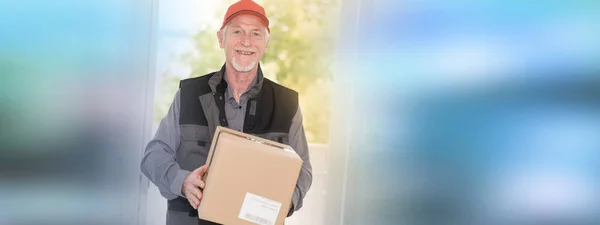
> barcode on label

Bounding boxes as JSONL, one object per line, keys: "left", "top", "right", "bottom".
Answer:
{"left": 243, "top": 213, "right": 274, "bottom": 225}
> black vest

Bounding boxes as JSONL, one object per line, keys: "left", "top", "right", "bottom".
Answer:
{"left": 168, "top": 66, "right": 298, "bottom": 221}
{"left": 179, "top": 70, "right": 298, "bottom": 135}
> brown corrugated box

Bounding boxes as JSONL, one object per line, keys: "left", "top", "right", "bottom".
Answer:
{"left": 198, "top": 126, "right": 302, "bottom": 225}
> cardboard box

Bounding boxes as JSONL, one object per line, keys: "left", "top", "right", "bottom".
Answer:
{"left": 198, "top": 126, "right": 302, "bottom": 225}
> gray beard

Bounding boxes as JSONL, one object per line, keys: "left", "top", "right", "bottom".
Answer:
{"left": 232, "top": 57, "right": 257, "bottom": 72}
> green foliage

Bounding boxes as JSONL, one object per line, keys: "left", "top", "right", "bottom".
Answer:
{"left": 155, "top": 0, "right": 339, "bottom": 143}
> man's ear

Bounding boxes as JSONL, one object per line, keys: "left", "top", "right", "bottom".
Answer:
{"left": 217, "top": 30, "right": 224, "bottom": 49}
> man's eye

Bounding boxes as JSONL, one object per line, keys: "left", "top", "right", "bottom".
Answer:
{"left": 232, "top": 30, "right": 241, "bottom": 35}
{"left": 252, "top": 32, "right": 261, "bottom": 37}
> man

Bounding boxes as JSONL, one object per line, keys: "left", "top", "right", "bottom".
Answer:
{"left": 140, "top": 0, "right": 312, "bottom": 224}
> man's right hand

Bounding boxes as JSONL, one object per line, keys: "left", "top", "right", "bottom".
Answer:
{"left": 182, "top": 165, "right": 209, "bottom": 209}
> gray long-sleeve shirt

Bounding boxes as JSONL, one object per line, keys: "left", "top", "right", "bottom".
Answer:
{"left": 140, "top": 74, "right": 312, "bottom": 217}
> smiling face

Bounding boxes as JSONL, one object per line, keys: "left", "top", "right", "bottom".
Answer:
{"left": 218, "top": 14, "right": 270, "bottom": 72}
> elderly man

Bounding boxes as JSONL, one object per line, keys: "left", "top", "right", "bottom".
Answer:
{"left": 140, "top": 0, "right": 312, "bottom": 224}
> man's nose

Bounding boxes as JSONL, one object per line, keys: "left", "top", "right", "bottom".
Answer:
{"left": 240, "top": 34, "right": 251, "bottom": 47}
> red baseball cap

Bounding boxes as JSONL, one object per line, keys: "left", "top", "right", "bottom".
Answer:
{"left": 220, "top": 0, "right": 270, "bottom": 33}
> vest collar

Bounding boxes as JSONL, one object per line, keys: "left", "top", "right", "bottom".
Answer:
{"left": 208, "top": 63, "right": 265, "bottom": 99}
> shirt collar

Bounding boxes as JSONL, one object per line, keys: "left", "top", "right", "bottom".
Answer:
{"left": 208, "top": 63, "right": 264, "bottom": 99}
{"left": 224, "top": 70, "right": 259, "bottom": 102}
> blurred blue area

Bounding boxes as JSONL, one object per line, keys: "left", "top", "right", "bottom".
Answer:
{"left": 0, "top": 1, "right": 154, "bottom": 225}
{"left": 334, "top": 0, "right": 600, "bottom": 224}
{"left": 361, "top": 0, "right": 600, "bottom": 89}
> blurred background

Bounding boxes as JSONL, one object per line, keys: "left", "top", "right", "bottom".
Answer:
{"left": 1, "top": 0, "right": 600, "bottom": 225}
{"left": 329, "top": 1, "right": 600, "bottom": 225}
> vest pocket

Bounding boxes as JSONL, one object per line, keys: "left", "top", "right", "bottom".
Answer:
{"left": 178, "top": 124, "right": 211, "bottom": 170}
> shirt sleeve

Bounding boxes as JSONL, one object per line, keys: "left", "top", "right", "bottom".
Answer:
{"left": 140, "top": 90, "right": 190, "bottom": 200}
{"left": 286, "top": 106, "right": 313, "bottom": 217}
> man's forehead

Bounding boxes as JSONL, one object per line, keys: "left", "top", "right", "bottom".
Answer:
{"left": 227, "top": 14, "right": 266, "bottom": 29}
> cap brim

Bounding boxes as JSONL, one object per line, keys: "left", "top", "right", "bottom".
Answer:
{"left": 221, "top": 10, "right": 270, "bottom": 32}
